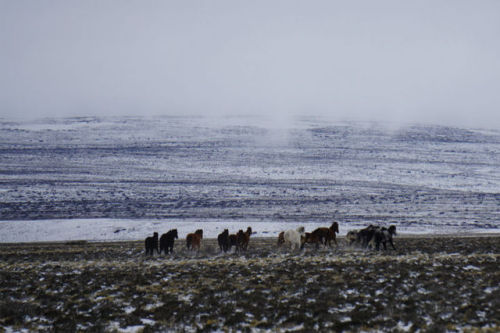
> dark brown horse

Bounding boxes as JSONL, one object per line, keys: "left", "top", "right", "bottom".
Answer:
{"left": 277, "top": 231, "right": 285, "bottom": 247}
{"left": 228, "top": 233, "right": 239, "bottom": 252}
{"left": 311, "top": 221, "right": 339, "bottom": 247}
{"left": 159, "top": 229, "right": 178, "bottom": 254}
{"left": 186, "top": 229, "right": 203, "bottom": 251}
{"left": 218, "top": 229, "right": 230, "bottom": 253}
{"left": 145, "top": 232, "right": 159, "bottom": 255}
{"left": 237, "top": 227, "right": 252, "bottom": 251}
{"left": 303, "top": 232, "right": 323, "bottom": 249}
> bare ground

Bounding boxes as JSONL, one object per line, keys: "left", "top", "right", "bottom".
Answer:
{"left": 0, "top": 236, "right": 499, "bottom": 332}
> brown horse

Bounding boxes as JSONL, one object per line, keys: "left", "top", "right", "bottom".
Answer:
{"left": 311, "top": 221, "right": 339, "bottom": 248}
{"left": 277, "top": 231, "right": 285, "bottom": 247}
{"left": 228, "top": 233, "right": 239, "bottom": 252}
{"left": 186, "top": 229, "right": 203, "bottom": 251}
{"left": 303, "top": 232, "right": 323, "bottom": 249}
{"left": 237, "top": 227, "right": 252, "bottom": 252}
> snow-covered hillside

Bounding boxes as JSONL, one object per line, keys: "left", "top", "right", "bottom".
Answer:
{"left": 0, "top": 116, "right": 498, "bottom": 242}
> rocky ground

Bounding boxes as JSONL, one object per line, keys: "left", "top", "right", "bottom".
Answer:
{"left": 0, "top": 235, "right": 499, "bottom": 332}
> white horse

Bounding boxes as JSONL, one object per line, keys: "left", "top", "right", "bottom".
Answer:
{"left": 283, "top": 226, "right": 305, "bottom": 251}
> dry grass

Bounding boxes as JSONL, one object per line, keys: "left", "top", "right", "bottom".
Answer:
{"left": 0, "top": 236, "right": 499, "bottom": 332}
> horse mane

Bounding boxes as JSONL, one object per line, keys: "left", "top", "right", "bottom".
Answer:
{"left": 167, "top": 229, "right": 178, "bottom": 238}
{"left": 388, "top": 225, "right": 397, "bottom": 235}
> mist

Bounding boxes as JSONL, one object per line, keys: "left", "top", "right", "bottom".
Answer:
{"left": 1, "top": 1, "right": 500, "bottom": 128}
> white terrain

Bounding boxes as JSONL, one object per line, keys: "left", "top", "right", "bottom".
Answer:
{"left": 1, "top": 116, "right": 499, "bottom": 242}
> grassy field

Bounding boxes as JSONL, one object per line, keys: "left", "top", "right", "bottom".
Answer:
{"left": 0, "top": 235, "right": 499, "bottom": 332}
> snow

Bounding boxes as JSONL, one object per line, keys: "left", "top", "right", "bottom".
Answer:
{"left": 1, "top": 116, "right": 499, "bottom": 242}
{"left": 0, "top": 218, "right": 499, "bottom": 243}
{"left": 463, "top": 265, "right": 481, "bottom": 271}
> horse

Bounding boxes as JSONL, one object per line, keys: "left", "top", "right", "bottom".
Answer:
{"left": 355, "top": 225, "right": 397, "bottom": 250}
{"left": 145, "top": 232, "right": 159, "bottom": 255}
{"left": 159, "top": 229, "right": 178, "bottom": 254}
{"left": 186, "top": 229, "right": 203, "bottom": 251}
{"left": 372, "top": 225, "right": 397, "bottom": 250}
{"left": 277, "top": 231, "right": 285, "bottom": 247}
{"left": 311, "top": 221, "right": 339, "bottom": 247}
{"left": 357, "top": 225, "right": 378, "bottom": 248}
{"left": 228, "top": 233, "right": 239, "bottom": 252}
{"left": 218, "top": 229, "right": 230, "bottom": 253}
{"left": 283, "top": 226, "right": 305, "bottom": 251}
{"left": 237, "top": 227, "right": 252, "bottom": 251}
{"left": 346, "top": 230, "right": 359, "bottom": 246}
{"left": 303, "top": 232, "right": 323, "bottom": 249}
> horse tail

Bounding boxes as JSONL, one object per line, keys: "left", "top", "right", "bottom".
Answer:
{"left": 144, "top": 237, "right": 149, "bottom": 255}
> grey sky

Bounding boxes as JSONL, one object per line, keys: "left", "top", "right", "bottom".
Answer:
{"left": 1, "top": 1, "right": 499, "bottom": 128}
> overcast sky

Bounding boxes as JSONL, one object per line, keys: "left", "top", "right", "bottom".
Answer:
{"left": 1, "top": 1, "right": 499, "bottom": 128}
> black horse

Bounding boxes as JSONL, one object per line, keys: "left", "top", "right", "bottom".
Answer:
{"left": 373, "top": 225, "right": 397, "bottom": 250}
{"left": 218, "top": 229, "right": 230, "bottom": 253}
{"left": 357, "top": 225, "right": 397, "bottom": 250}
{"left": 145, "top": 232, "right": 159, "bottom": 255}
{"left": 357, "top": 225, "right": 377, "bottom": 248}
{"left": 159, "top": 229, "right": 178, "bottom": 254}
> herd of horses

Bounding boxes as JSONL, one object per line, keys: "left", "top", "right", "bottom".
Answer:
{"left": 144, "top": 222, "right": 397, "bottom": 255}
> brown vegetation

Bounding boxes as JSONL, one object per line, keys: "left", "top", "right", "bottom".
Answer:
{"left": 0, "top": 235, "right": 498, "bottom": 332}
